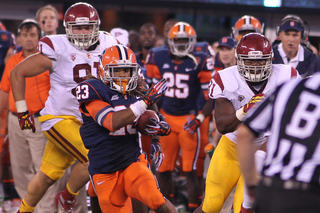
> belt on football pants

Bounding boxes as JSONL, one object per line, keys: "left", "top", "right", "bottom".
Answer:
{"left": 11, "top": 110, "right": 42, "bottom": 117}
{"left": 261, "top": 176, "right": 320, "bottom": 192}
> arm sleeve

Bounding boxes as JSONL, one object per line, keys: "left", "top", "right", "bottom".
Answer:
{"left": 198, "top": 70, "right": 212, "bottom": 100}
{"left": 83, "top": 100, "right": 115, "bottom": 132}
{"left": 208, "top": 72, "right": 224, "bottom": 100}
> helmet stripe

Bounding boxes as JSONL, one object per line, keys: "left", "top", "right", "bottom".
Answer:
{"left": 115, "top": 45, "right": 128, "bottom": 60}
{"left": 178, "top": 22, "right": 185, "bottom": 33}
{"left": 244, "top": 16, "right": 251, "bottom": 25}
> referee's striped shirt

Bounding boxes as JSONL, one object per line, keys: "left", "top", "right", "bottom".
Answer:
{"left": 243, "top": 74, "right": 320, "bottom": 186}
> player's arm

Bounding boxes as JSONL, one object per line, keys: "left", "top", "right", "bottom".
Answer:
{"left": 78, "top": 79, "right": 167, "bottom": 131}
{"left": 184, "top": 67, "right": 213, "bottom": 134}
{"left": 84, "top": 101, "right": 166, "bottom": 132}
{"left": 214, "top": 97, "right": 241, "bottom": 134}
{"left": 207, "top": 72, "right": 239, "bottom": 134}
{"left": 10, "top": 53, "right": 52, "bottom": 132}
{"left": 82, "top": 100, "right": 137, "bottom": 131}
{"left": 10, "top": 53, "right": 52, "bottom": 103}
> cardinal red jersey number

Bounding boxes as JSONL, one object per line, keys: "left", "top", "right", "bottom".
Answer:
{"left": 73, "top": 62, "right": 99, "bottom": 83}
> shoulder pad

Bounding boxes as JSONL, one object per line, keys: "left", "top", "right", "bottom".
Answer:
{"left": 218, "top": 66, "right": 240, "bottom": 92}
{"left": 39, "top": 36, "right": 54, "bottom": 51}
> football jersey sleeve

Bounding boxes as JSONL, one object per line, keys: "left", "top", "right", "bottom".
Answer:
{"left": 291, "top": 67, "right": 299, "bottom": 78}
{"left": 199, "top": 54, "right": 214, "bottom": 71}
{"left": 76, "top": 80, "right": 105, "bottom": 103}
{"left": 198, "top": 70, "right": 212, "bottom": 100}
{"left": 83, "top": 100, "right": 114, "bottom": 132}
{"left": 38, "top": 37, "right": 58, "bottom": 70}
{"left": 76, "top": 79, "right": 115, "bottom": 131}
{"left": 208, "top": 72, "right": 224, "bottom": 100}
{"left": 39, "top": 37, "right": 57, "bottom": 60}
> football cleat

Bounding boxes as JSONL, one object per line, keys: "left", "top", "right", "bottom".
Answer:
{"left": 3, "top": 200, "right": 11, "bottom": 212}
{"left": 11, "top": 199, "right": 21, "bottom": 212}
{"left": 55, "top": 191, "right": 76, "bottom": 213}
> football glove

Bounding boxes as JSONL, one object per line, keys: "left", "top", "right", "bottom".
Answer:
{"left": 142, "top": 79, "right": 167, "bottom": 106}
{"left": 243, "top": 93, "right": 265, "bottom": 113}
{"left": 236, "top": 93, "right": 265, "bottom": 121}
{"left": 184, "top": 118, "right": 201, "bottom": 134}
{"left": 150, "top": 138, "right": 164, "bottom": 167}
{"left": 17, "top": 111, "right": 36, "bottom": 133}
{"left": 145, "top": 112, "right": 171, "bottom": 136}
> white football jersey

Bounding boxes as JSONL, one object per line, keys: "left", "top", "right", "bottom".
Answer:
{"left": 209, "top": 64, "right": 300, "bottom": 144}
{"left": 38, "top": 32, "right": 118, "bottom": 131}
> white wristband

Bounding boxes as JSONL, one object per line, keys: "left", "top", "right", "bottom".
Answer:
{"left": 196, "top": 113, "right": 205, "bottom": 123}
{"left": 236, "top": 107, "right": 246, "bottom": 122}
{"left": 130, "top": 100, "right": 147, "bottom": 117}
{"left": 15, "top": 100, "right": 28, "bottom": 113}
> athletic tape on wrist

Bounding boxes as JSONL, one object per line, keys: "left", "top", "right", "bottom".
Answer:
{"left": 130, "top": 100, "right": 147, "bottom": 117}
{"left": 236, "top": 107, "right": 246, "bottom": 122}
{"left": 15, "top": 100, "right": 28, "bottom": 113}
{"left": 196, "top": 113, "right": 205, "bottom": 123}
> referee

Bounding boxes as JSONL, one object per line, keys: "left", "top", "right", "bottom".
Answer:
{"left": 237, "top": 74, "right": 320, "bottom": 213}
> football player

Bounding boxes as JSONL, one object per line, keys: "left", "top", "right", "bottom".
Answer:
{"left": 213, "top": 15, "right": 263, "bottom": 74}
{"left": 146, "top": 21, "right": 213, "bottom": 212}
{"left": 9, "top": 3, "right": 118, "bottom": 213}
{"left": 76, "top": 44, "right": 175, "bottom": 213}
{"left": 195, "top": 33, "right": 300, "bottom": 213}
{"left": 231, "top": 15, "right": 264, "bottom": 41}
{"left": 204, "top": 36, "right": 237, "bottom": 160}
{"left": 205, "top": 15, "right": 264, "bottom": 161}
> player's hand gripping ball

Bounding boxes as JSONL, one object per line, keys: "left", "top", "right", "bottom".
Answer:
{"left": 136, "top": 110, "right": 160, "bottom": 135}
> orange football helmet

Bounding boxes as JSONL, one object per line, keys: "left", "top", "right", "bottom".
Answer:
{"left": 168, "top": 22, "right": 197, "bottom": 57}
{"left": 63, "top": 2, "right": 100, "bottom": 49}
{"left": 99, "top": 44, "right": 139, "bottom": 94}
{"left": 232, "top": 15, "right": 264, "bottom": 41}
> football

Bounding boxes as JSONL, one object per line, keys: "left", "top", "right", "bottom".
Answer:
{"left": 136, "top": 110, "right": 159, "bottom": 135}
